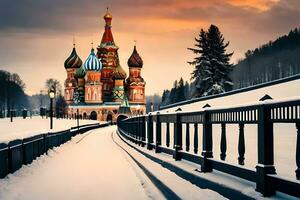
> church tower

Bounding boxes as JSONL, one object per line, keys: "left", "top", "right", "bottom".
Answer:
{"left": 112, "top": 58, "right": 127, "bottom": 102}
{"left": 97, "top": 9, "right": 119, "bottom": 102}
{"left": 74, "top": 65, "right": 86, "bottom": 104}
{"left": 84, "top": 48, "right": 103, "bottom": 104}
{"left": 64, "top": 45, "right": 82, "bottom": 104}
{"left": 126, "top": 45, "right": 146, "bottom": 104}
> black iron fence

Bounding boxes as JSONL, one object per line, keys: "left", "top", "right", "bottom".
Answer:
{"left": 118, "top": 98, "right": 300, "bottom": 198}
{"left": 0, "top": 122, "right": 109, "bottom": 178}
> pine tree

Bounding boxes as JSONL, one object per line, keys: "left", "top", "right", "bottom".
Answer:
{"left": 169, "top": 80, "right": 178, "bottom": 103}
{"left": 188, "top": 25, "right": 233, "bottom": 97}
{"left": 161, "top": 90, "right": 170, "bottom": 106}
{"left": 176, "top": 78, "right": 185, "bottom": 102}
{"left": 184, "top": 81, "right": 190, "bottom": 100}
{"left": 188, "top": 29, "right": 209, "bottom": 97}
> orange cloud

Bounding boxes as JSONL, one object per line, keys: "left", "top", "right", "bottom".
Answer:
{"left": 228, "top": 0, "right": 279, "bottom": 10}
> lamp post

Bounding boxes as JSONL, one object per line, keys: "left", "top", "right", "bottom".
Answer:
{"left": 10, "top": 109, "right": 13, "bottom": 122}
{"left": 49, "top": 89, "right": 55, "bottom": 129}
{"left": 77, "top": 108, "right": 79, "bottom": 130}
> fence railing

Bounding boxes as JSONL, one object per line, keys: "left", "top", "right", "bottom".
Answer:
{"left": 117, "top": 97, "right": 300, "bottom": 198}
{"left": 0, "top": 122, "right": 109, "bottom": 178}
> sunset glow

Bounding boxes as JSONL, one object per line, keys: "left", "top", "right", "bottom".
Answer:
{"left": 0, "top": 0, "right": 298, "bottom": 95}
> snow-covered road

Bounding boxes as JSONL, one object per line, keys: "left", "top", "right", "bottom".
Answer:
{"left": 0, "top": 126, "right": 226, "bottom": 200}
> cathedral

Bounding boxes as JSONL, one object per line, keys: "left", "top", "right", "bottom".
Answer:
{"left": 63, "top": 9, "right": 146, "bottom": 121}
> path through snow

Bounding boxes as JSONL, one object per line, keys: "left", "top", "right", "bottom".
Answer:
{"left": 0, "top": 126, "right": 225, "bottom": 200}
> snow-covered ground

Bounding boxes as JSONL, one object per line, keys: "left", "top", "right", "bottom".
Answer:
{"left": 0, "top": 126, "right": 226, "bottom": 200}
{"left": 0, "top": 117, "right": 99, "bottom": 143}
{"left": 160, "top": 78, "right": 300, "bottom": 113}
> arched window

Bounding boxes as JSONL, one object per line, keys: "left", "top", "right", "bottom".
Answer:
{"left": 98, "top": 88, "right": 101, "bottom": 100}
{"left": 88, "top": 88, "right": 91, "bottom": 100}
{"left": 66, "top": 90, "right": 70, "bottom": 100}
{"left": 94, "top": 88, "right": 97, "bottom": 100}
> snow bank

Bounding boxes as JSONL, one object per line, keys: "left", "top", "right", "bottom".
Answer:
{"left": 160, "top": 78, "right": 300, "bottom": 113}
{"left": 0, "top": 126, "right": 148, "bottom": 200}
{"left": 0, "top": 117, "right": 100, "bottom": 143}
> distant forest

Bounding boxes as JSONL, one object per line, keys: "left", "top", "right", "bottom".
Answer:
{"left": 0, "top": 69, "right": 66, "bottom": 118}
{"left": 231, "top": 28, "right": 300, "bottom": 89}
{"left": 0, "top": 70, "right": 29, "bottom": 117}
{"left": 159, "top": 27, "right": 300, "bottom": 107}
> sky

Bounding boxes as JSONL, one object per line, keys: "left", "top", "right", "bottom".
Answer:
{"left": 0, "top": 0, "right": 299, "bottom": 96}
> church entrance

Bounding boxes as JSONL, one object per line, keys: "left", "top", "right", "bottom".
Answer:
{"left": 90, "top": 111, "right": 97, "bottom": 120}
{"left": 106, "top": 113, "right": 113, "bottom": 122}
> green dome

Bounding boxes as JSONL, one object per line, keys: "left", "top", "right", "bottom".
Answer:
{"left": 75, "top": 66, "right": 86, "bottom": 79}
{"left": 64, "top": 47, "right": 82, "bottom": 69}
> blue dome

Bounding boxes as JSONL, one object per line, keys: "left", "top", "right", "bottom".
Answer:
{"left": 84, "top": 48, "right": 102, "bottom": 71}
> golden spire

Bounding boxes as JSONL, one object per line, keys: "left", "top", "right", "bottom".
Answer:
{"left": 91, "top": 35, "right": 94, "bottom": 49}
{"left": 104, "top": 7, "right": 112, "bottom": 19}
{"left": 73, "top": 34, "right": 76, "bottom": 48}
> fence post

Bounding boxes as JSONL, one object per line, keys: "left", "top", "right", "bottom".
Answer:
{"left": 295, "top": 122, "right": 300, "bottom": 180}
{"left": 173, "top": 111, "right": 182, "bottom": 160}
{"left": 155, "top": 112, "right": 162, "bottom": 153}
{"left": 135, "top": 118, "right": 138, "bottom": 144}
{"left": 141, "top": 116, "right": 146, "bottom": 147}
{"left": 256, "top": 104, "right": 276, "bottom": 196}
{"left": 138, "top": 117, "right": 142, "bottom": 146}
{"left": 147, "top": 113, "right": 153, "bottom": 150}
{"left": 201, "top": 104, "right": 213, "bottom": 172}
{"left": 186, "top": 123, "right": 190, "bottom": 152}
{"left": 194, "top": 123, "right": 198, "bottom": 154}
{"left": 0, "top": 143, "right": 9, "bottom": 178}
{"left": 220, "top": 123, "right": 226, "bottom": 160}
{"left": 238, "top": 123, "right": 245, "bottom": 165}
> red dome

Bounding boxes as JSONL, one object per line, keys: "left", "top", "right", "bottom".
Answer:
{"left": 127, "top": 46, "right": 143, "bottom": 68}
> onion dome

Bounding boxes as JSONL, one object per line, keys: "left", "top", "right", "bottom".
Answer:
{"left": 104, "top": 9, "right": 112, "bottom": 20}
{"left": 84, "top": 48, "right": 102, "bottom": 71}
{"left": 64, "top": 47, "right": 82, "bottom": 69}
{"left": 127, "top": 45, "right": 143, "bottom": 68}
{"left": 74, "top": 66, "right": 86, "bottom": 79}
{"left": 112, "top": 61, "right": 127, "bottom": 79}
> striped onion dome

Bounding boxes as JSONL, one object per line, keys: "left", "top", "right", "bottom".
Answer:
{"left": 84, "top": 48, "right": 102, "bottom": 71}
{"left": 74, "top": 66, "right": 86, "bottom": 79}
{"left": 64, "top": 47, "right": 82, "bottom": 69}
{"left": 112, "top": 61, "right": 127, "bottom": 80}
{"left": 127, "top": 45, "right": 143, "bottom": 68}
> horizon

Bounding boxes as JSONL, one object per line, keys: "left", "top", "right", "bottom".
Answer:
{"left": 0, "top": 0, "right": 299, "bottom": 96}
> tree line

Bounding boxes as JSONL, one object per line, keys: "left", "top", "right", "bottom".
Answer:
{"left": 160, "top": 26, "right": 300, "bottom": 107}
{"left": 0, "top": 69, "right": 66, "bottom": 118}
{"left": 231, "top": 28, "right": 300, "bottom": 89}
{"left": 0, "top": 70, "right": 29, "bottom": 117}
{"left": 160, "top": 78, "right": 191, "bottom": 107}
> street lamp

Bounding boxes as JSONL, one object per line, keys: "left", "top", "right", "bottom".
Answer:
{"left": 77, "top": 108, "right": 79, "bottom": 130}
{"left": 49, "top": 89, "right": 55, "bottom": 129}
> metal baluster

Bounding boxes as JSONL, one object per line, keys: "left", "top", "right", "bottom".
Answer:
{"left": 147, "top": 114, "right": 153, "bottom": 150}
{"left": 166, "top": 122, "right": 170, "bottom": 147}
{"left": 238, "top": 123, "right": 245, "bottom": 165}
{"left": 155, "top": 113, "right": 161, "bottom": 153}
{"left": 194, "top": 123, "right": 198, "bottom": 154}
{"left": 296, "top": 122, "right": 300, "bottom": 180}
{"left": 173, "top": 112, "right": 182, "bottom": 160}
{"left": 186, "top": 123, "right": 190, "bottom": 152}
{"left": 220, "top": 123, "right": 227, "bottom": 161}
